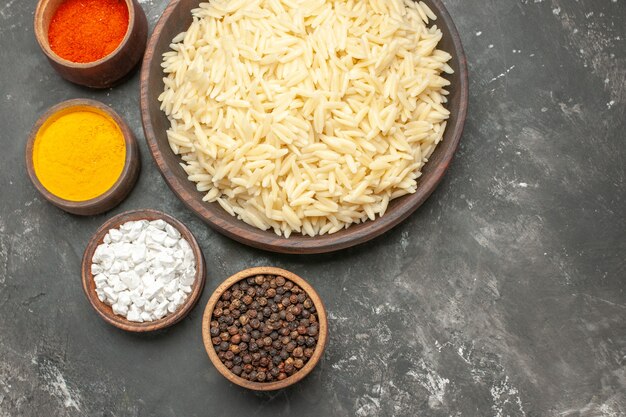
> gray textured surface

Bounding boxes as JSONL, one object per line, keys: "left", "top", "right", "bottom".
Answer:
{"left": 1, "top": 0, "right": 625, "bottom": 416}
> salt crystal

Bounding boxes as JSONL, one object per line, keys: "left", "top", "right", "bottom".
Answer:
{"left": 127, "top": 309, "right": 142, "bottom": 322}
{"left": 165, "top": 224, "right": 181, "bottom": 239}
{"left": 108, "top": 229, "right": 123, "bottom": 242}
{"left": 151, "top": 219, "right": 167, "bottom": 230}
{"left": 112, "top": 303, "right": 128, "bottom": 316}
{"left": 131, "top": 244, "right": 147, "bottom": 263}
{"left": 117, "top": 291, "right": 131, "bottom": 306}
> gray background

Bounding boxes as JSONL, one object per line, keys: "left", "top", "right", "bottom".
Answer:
{"left": 1, "top": 0, "right": 624, "bottom": 416}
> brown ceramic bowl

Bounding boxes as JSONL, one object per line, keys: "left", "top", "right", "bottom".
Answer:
{"left": 202, "top": 267, "right": 328, "bottom": 391}
{"left": 141, "top": 0, "right": 468, "bottom": 254}
{"left": 82, "top": 209, "right": 207, "bottom": 332}
{"left": 34, "top": 0, "right": 148, "bottom": 88}
{"left": 25, "top": 99, "right": 140, "bottom": 216}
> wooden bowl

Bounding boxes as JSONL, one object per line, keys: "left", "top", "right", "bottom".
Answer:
{"left": 34, "top": 0, "right": 148, "bottom": 88}
{"left": 202, "top": 267, "right": 328, "bottom": 391}
{"left": 25, "top": 99, "right": 140, "bottom": 216}
{"left": 140, "top": 0, "right": 468, "bottom": 254}
{"left": 81, "top": 209, "right": 207, "bottom": 332}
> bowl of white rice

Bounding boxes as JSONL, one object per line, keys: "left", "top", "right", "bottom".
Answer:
{"left": 140, "top": 0, "right": 468, "bottom": 254}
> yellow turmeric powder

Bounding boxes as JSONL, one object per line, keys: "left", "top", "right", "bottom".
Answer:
{"left": 33, "top": 107, "right": 126, "bottom": 201}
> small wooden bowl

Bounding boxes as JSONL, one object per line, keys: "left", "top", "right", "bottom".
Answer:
{"left": 25, "top": 99, "right": 140, "bottom": 216}
{"left": 202, "top": 267, "right": 328, "bottom": 391}
{"left": 34, "top": 0, "right": 148, "bottom": 88}
{"left": 81, "top": 209, "right": 207, "bottom": 332}
{"left": 140, "top": 0, "right": 468, "bottom": 254}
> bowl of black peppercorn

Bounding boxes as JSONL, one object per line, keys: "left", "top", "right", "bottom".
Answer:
{"left": 202, "top": 267, "right": 328, "bottom": 391}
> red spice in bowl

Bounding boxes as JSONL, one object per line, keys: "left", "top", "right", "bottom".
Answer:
{"left": 48, "top": 0, "right": 129, "bottom": 63}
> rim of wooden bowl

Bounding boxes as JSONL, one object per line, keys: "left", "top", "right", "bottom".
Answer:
{"left": 201, "top": 267, "right": 328, "bottom": 391}
{"left": 25, "top": 98, "right": 140, "bottom": 215}
{"left": 140, "top": 0, "right": 468, "bottom": 254}
{"left": 34, "top": 0, "right": 138, "bottom": 68}
{"left": 81, "top": 209, "right": 207, "bottom": 332}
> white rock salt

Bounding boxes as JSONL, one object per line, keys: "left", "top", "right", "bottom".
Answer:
{"left": 91, "top": 219, "right": 196, "bottom": 322}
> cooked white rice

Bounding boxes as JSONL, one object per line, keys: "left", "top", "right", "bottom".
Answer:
{"left": 159, "top": 0, "right": 453, "bottom": 237}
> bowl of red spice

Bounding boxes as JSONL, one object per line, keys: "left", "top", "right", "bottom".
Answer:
{"left": 202, "top": 267, "right": 328, "bottom": 391}
{"left": 34, "top": 0, "right": 148, "bottom": 88}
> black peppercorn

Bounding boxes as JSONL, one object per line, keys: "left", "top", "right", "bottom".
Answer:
{"left": 293, "top": 347, "right": 303, "bottom": 358}
{"left": 212, "top": 274, "right": 320, "bottom": 383}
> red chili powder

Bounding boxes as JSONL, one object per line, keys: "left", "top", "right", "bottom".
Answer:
{"left": 48, "top": 0, "right": 129, "bottom": 63}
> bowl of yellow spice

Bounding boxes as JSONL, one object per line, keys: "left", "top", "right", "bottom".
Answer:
{"left": 26, "top": 99, "right": 140, "bottom": 215}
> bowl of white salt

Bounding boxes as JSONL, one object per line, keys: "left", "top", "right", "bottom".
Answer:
{"left": 81, "top": 209, "right": 206, "bottom": 332}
